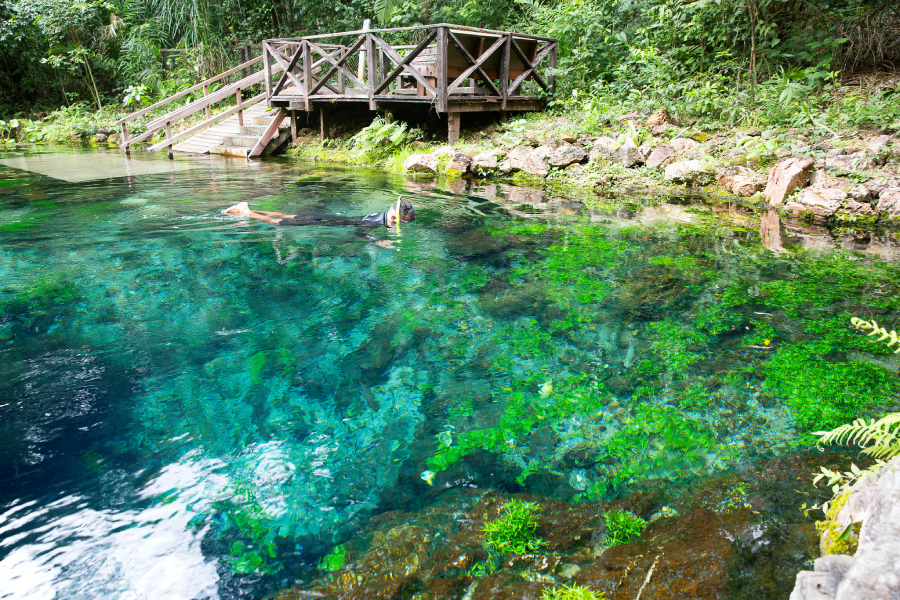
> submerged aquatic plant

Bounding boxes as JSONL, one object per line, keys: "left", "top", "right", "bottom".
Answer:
{"left": 603, "top": 509, "right": 647, "bottom": 547}
{"left": 541, "top": 584, "right": 607, "bottom": 600}
{"left": 318, "top": 544, "right": 347, "bottom": 571}
{"left": 483, "top": 499, "right": 544, "bottom": 554}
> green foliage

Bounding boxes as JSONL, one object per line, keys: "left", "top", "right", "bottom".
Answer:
{"left": 541, "top": 584, "right": 606, "bottom": 600}
{"left": 603, "top": 509, "right": 647, "bottom": 547}
{"left": 645, "top": 319, "right": 710, "bottom": 375}
{"left": 815, "top": 412, "right": 900, "bottom": 462}
{"left": 764, "top": 342, "right": 899, "bottom": 436}
{"left": 482, "top": 499, "right": 544, "bottom": 554}
{"left": 318, "top": 544, "right": 347, "bottom": 571}
{"left": 851, "top": 317, "right": 900, "bottom": 354}
{"left": 222, "top": 501, "right": 282, "bottom": 575}
{"left": 350, "top": 117, "right": 417, "bottom": 163}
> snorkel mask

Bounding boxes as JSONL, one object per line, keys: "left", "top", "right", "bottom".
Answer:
{"left": 387, "top": 196, "right": 416, "bottom": 227}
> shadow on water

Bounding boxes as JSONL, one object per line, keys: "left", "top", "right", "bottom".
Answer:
{"left": 1, "top": 147, "right": 899, "bottom": 599}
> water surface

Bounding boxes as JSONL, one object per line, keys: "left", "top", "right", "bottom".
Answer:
{"left": 1, "top": 147, "right": 899, "bottom": 599}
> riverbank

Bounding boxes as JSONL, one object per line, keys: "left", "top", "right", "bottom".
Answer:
{"left": 286, "top": 108, "right": 900, "bottom": 227}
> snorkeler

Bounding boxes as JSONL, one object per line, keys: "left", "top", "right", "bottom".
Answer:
{"left": 224, "top": 196, "right": 415, "bottom": 228}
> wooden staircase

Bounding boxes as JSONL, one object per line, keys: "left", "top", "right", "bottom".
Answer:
{"left": 171, "top": 102, "right": 291, "bottom": 157}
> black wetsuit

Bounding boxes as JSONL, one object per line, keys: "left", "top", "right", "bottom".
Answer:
{"left": 278, "top": 212, "right": 388, "bottom": 227}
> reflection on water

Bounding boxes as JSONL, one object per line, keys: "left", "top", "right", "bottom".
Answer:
{"left": 1, "top": 147, "right": 900, "bottom": 598}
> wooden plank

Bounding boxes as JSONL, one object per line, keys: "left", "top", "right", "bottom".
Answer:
{"left": 371, "top": 31, "right": 438, "bottom": 96}
{"left": 508, "top": 39, "right": 552, "bottom": 95}
{"left": 302, "top": 40, "right": 311, "bottom": 110}
{"left": 249, "top": 108, "right": 287, "bottom": 158}
{"left": 500, "top": 34, "right": 510, "bottom": 110}
{"left": 448, "top": 112, "right": 460, "bottom": 144}
{"left": 271, "top": 43, "right": 304, "bottom": 97}
{"left": 264, "top": 23, "right": 555, "bottom": 43}
{"left": 366, "top": 32, "right": 377, "bottom": 110}
{"left": 264, "top": 42, "right": 306, "bottom": 97}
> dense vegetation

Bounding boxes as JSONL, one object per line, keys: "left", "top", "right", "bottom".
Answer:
{"left": 1, "top": 0, "right": 898, "bottom": 132}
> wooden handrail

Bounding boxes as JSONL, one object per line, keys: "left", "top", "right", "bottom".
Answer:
{"left": 265, "top": 23, "right": 556, "bottom": 43}
{"left": 146, "top": 91, "right": 266, "bottom": 152}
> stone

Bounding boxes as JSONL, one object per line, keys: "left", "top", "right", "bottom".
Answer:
{"left": 877, "top": 189, "right": 900, "bottom": 218}
{"left": 445, "top": 152, "right": 471, "bottom": 175}
{"left": 431, "top": 145, "right": 455, "bottom": 158}
{"left": 92, "top": 133, "right": 108, "bottom": 142}
{"left": 789, "top": 188, "right": 843, "bottom": 217}
{"left": 645, "top": 107, "right": 671, "bottom": 129}
{"left": 868, "top": 134, "right": 892, "bottom": 154}
{"left": 671, "top": 137, "right": 699, "bottom": 153}
{"left": 498, "top": 145, "right": 532, "bottom": 175}
{"left": 826, "top": 152, "right": 871, "bottom": 171}
{"left": 652, "top": 124, "right": 674, "bottom": 137}
{"left": 764, "top": 156, "right": 815, "bottom": 207}
{"left": 638, "top": 142, "right": 653, "bottom": 160}
{"left": 589, "top": 136, "right": 617, "bottom": 162}
{"left": 716, "top": 166, "right": 766, "bottom": 196}
{"left": 565, "top": 163, "right": 585, "bottom": 177}
{"left": 471, "top": 150, "right": 503, "bottom": 175}
{"left": 663, "top": 160, "right": 715, "bottom": 185}
{"left": 735, "top": 131, "right": 761, "bottom": 143}
{"left": 548, "top": 144, "right": 588, "bottom": 167}
{"left": 402, "top": 153, "right": 439, "bottom": 174}
{"left": 523, "top": 146, "right": 551, "bottom": 177}
{"left": 790, "top": 455, "right": 900, "bottom": 600}
{"left": 646, "top": 145, "right": 676, "bottom": 168}
{"left": 614, "top": 137, "right": 643, "bottom": 168}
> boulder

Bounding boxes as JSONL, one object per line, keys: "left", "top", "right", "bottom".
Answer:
{"left": 877, "top": 189, "right": 900, "bottom": 218}
{"left": 471, "top": 150, "right": 503, "bottom": 175}
{"left": 431, "top": 145, "right": 455, "bottom": 158}
{"left": 764, "top": 157, "right": 815, "bottom": 207}
{"left": 445, "top": 152, "right": 471, "bottom": 175}
{"left": 638, "top": 142, "right": 653, "bottom": 161}
{"left": 615, "top": 137, "right": 644, "bottom": 168}
{"left": 788, "top": 188, "right": 844, "bottom": 217}
{"left": 92, "top": 133, "right": 108, "bottom": 142}
{"left": 790, "top": 455, "right": 900, "bottom": 600}
{"left": 646, "top": 145, "right": 675, "bottom": 169}
{"left": 589, "top": 136, "right": 617, "bottom": 162}
{"left": 652, "top": 124, "right": 675, "bottom": 137}
{"left": 716, "top": 166, "right": 766, "bottom": 196}
{"left": 644, "top": 107, "right": 671, "bottom": 129}
{"left": 402, "top": 153, "right": 439, "bottom": 174}
{"left": 826, "top": 152, "right": 872, "bottom": 171}
{"left": 523, "top": 145, "right": 551, "bottom": 177}
{"left": 867, "top": 134, "right": 892, "bottom": 154}
{"left": 565, "top": 163, "right": 586, "bottom": 177}
{"left": 663, "top": 160, "right": 715, "bottom": 185}
{"left": 498, "top": 145, "right": 532, "bottom": 175}
{"left": 671, "top": 138, "right": 699, "bottom": 154}
{"left": 548, "top": 144, "right": 588, "bottom": 167}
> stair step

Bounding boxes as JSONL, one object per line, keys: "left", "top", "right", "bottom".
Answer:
{"left": 239, "top": 125, "right": 269, "bottom": 136}
{"left": 210, "top": 146, "right": 251, "bottom": 157}
{"left": 221, "top": 135, "right": 259, "bottom": 148}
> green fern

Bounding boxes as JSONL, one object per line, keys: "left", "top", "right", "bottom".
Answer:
{"left": 814, "top": 413, "right": 900, "bottom": 461}
{"left": 349, "top": 117, "right": 411, "bottom": 161}
{"left": 850, "top": 317, "right": 900, "bottom": 353}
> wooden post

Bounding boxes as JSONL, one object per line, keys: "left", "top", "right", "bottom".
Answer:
{"left": 203, "top": 85, "right": 211, "bottom": 120}
{"left": 236, "top": 88, "right": 243, "bottom": 126}
{"left": 500, "top": 110, "right": 507, "bottom": 123}
{"left": 263, "top": 42, "right": 273, "bottom": 107}
{"left": 366, "top": 32, "right": 377, "bottom": 110}
{"left": 338, "top": 46, "right": 346, "bottom": 93}
{"left": 165, "top": 121, "right": 173, "bottom": 159}
{"left": 121, "top": 123, "right": 130, "bottom": 156}
{"left": 290, "top": 110, "right": 298, "bottom": 143}
{"left": 448, "top": 112, "right": 460, "bottom": 144}
{"left": 302, "top": 40, "right": 312, "bottom": 111}
{"left": 500, "top": 35, "right": 510, "bottom": 110}
{"left": 549, "top": 42, "right": 557, "bottom": 95}
{"left": 319, "top": 106, "right": 330, "bottom": 142}
{"left": 436, "top": 26, "right": 448, "bottom": 114}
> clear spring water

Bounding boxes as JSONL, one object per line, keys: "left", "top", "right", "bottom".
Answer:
{"left": 2, "top": 148, "right": 899, "bottom": 599}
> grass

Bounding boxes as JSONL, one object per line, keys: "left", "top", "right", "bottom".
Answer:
{"left": 482, "top": 499, "right": 544, "bottom": 555}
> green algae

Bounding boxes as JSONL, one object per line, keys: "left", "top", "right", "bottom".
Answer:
{"left": 603, "top": 509, "right": 647, "bottom": 547}
{"left": 482, "top": 499, "right": 544, "bottom": 554}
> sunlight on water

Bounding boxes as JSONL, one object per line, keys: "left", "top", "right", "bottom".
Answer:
{"left": 2, "top": 147, "right": 900, "bottom": 598}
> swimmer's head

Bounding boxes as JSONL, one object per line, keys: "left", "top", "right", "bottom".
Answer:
{"left": 387, "top": 196, "right": 415, "bottom": 226}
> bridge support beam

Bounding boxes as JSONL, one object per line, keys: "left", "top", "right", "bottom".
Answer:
{"left": 319, "top": 107, "right": 330, "bottom": 142}
{"left": 448, "top": 112, "right": 461, "bottom": 145}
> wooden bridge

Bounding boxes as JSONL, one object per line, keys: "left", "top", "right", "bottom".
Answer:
{"left": 117, "top": 24, "right": 557, "bottom": 158}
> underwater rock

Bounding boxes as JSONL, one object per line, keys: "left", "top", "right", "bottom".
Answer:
{"left": 447, "top": 229, "right": 511, "bottom": 258}
{"left": 478, "top": 281, "right": 549, "bottom": 318}
{"left": 562, "top": 444, "right": 603, "bottom": 469}
{"left": 605, "top": 375, "right": 634, "bottom": 396}
{"left": 617, "top": 268, "right": 693, "bottom": 319}
{"left": 472, "top": 573, "right": 553, "bottom": 600}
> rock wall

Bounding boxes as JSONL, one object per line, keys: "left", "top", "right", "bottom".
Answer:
{"left": 791, "top": 455, "right": 900, "bottom": 600}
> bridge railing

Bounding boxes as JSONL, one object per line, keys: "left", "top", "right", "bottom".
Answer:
{"left": 115, "top": 44, "right": 293, "bottom": 157}
{"left": 262, "top": 23, "right": 557, "bottom": 113}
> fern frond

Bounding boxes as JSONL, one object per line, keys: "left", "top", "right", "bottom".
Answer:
{"left": 851, "top": 317, "right": 900, "bottom": 353}
{"left": 815, "top": 412, "right": 900, "bottom": 460}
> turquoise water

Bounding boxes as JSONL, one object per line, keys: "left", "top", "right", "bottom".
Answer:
{"left": 1, "top": 148, "right": 899, "bottom": 599}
